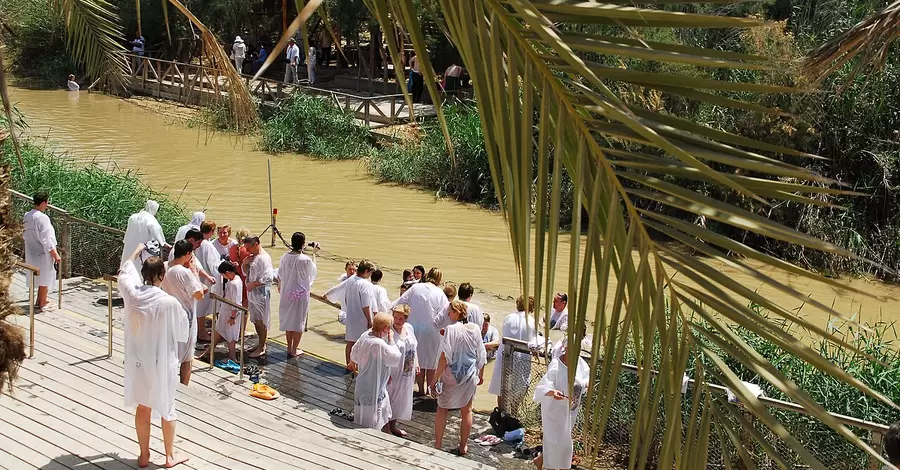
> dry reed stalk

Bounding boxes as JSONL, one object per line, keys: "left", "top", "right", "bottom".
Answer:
{"left": 0, "top": 165, "right": 26, "bottom": 396}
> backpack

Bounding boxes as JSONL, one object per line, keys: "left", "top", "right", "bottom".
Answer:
{"left": 489, "top": 407, "right": 522, "bottom": 436}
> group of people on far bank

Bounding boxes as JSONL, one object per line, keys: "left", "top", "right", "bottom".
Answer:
{"left": 22, "top": 192, "right": 584, "bottom": 469}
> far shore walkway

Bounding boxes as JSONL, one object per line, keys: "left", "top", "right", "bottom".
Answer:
{"left": 2, "top": 271, "right": 533, "bottom": 469}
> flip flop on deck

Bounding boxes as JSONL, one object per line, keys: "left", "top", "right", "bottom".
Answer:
{"left": 250, "top": 383, "right": 279, "bottom": 400}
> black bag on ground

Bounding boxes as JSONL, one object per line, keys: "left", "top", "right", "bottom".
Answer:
{"left": 489, "top": 407, "right": 523, "bottom": 436}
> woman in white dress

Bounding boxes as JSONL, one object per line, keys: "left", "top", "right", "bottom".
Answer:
{"left": 488, "top": 295, "right": 537, "bottom": 407}
{"left": 386, "top": 305, "right": 418, "bottom": 437}
{"left": 214, "top": 261, "right": 243, "bottom": 361}
{"left": 432, "top": 300, "right": 486, "bottom": 455}
{"left": 350, "top": 313, "right": 402, "bottom": 430}
{"left": 278, "top": 232, "right": 318, "bottom": 357}
{"left": 392, "top": 267, "right": 450, "bottom": 396}
{"left": 212, "top": 225, "right": 236, "bottom": 259}
{"left": 533, "top": 339, "right": 590, "bottom": 470}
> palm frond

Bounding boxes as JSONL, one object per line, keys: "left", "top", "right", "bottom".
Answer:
{"left": 52, "top": 0, "right": 129, "bottom": 90}
{"left": 803, "top": 0, "right": 900, "bottom": 82}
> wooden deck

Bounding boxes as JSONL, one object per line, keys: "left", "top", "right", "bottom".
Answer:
{"left": 1, "top": 272, "right": 533, "bottom": 470}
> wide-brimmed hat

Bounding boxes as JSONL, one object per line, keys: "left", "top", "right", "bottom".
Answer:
{"left": 288, "top": 37, "right": 296, "bottom": 43}
{"left": 234, "top": 36, "right": 243, "bottom": 43}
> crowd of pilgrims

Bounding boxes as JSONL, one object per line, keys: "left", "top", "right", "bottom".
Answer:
{"left": 21, "top": 197, "right": 586, "bottom": 468}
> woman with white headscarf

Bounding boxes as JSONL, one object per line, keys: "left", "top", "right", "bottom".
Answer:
{"left": 174, "top": 211, "right": 205, "bottom": 243}
{"left": 121, "top": 200, "right": 168, "bottom": 272}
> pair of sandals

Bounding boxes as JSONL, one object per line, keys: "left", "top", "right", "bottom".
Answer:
{"left": 329, "top": 408, "right": 354, "bottom": 421}
{"left": 250, "top": 383, "right": 279, "bottom": 400}
{"left": 474, "top": 434, "right": 503, "bottom": 446}
{"left": 214, "top": 359, "right": 241, "bottom": 374}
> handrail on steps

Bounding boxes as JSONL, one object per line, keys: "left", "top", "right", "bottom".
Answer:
{"left": 15, "top": 261, "right": 39, "bottom": 359}
{"left": 208, "top": 292, "right": 250, "bottom": 380}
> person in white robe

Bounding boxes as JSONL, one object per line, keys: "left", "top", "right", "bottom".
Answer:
{"left": 193, "top": 222, "right": 222, "bottom": 341}
{"left": 324, "top": 260, "right": 378, "bottom": 371}
{"left": 533, "top": 338, "right": 589, "bottom": 470}
{"left": 174, "top": 211, "right": 205, "bottom": 244}
{"left": 432, "top": 301, "right": 486, "bottom": 455}
{"left": 23, "top": 192, "right": 60, "bottom": 310}
{"left": 386, "top": 305, "right": 418, "bottom": 437}
{"left": 349, "top": 312, "right": 402, "bottom": 430}
{"left": 278, "top": 232, "right": 318, "bottom": 358}
{"left": 548, "top": 292, "right": 569, "bottom": 332}
{"left": 243, "top": 236, "right": 273, "bottom": 358}
{"left": 212, "top": 225, "right": 237, "bottom": 259}
{"left": 121, "top": 200, "right": 168, "bottom": 272}
{"left": 458, "top": 282, "right": 485, "bottom": 331}
{"left": 214, "top": 261, "right": 244, "bottom": 361}
{"left": 488, "top": 295, "right": 537, "bottom": 407}
{"left": 331, "top": 261, "right": 357, "bottom": 324}
{"left": 392, "top": 267, "right": 450, "bottom": 396}
{"left": 119, "top": 244, "right": 190, "bottom": 468}
{"left": 370, "top": 269, "right": 392, "bottom": 313}
{"left": 160, "top": 240, "right": 206, "bottom": 385}
{"left": 339, "top": 260, "right": 357, "bottom": 282}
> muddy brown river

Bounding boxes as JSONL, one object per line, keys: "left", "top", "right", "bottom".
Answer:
{"left": 9, "top": 86, "right": 900, "bottom": 411}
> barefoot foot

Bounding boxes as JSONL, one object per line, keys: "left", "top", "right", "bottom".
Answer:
{"left": 138, "top": 453, "right": 151, "bottom": 468}
{"left": 457, "top": 445, "right": 468, "bottom": 456}
{"left": 165, "top": 454, "right": 189, "bottom": 468}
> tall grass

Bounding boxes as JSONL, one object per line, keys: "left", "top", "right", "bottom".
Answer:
{"left": 0, "top": 139, "right": 186, "bottom": 239}
{"left": 260, "top": 93, "right": 372, "bottom": 159}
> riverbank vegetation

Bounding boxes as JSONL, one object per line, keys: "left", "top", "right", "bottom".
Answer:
{"left": 260, "top": 94, "right": 372, "bottom": 159}
{"left": 0, "top": 134, "right": 186, "bottom": 237}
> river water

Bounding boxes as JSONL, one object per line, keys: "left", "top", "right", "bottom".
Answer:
{"left": 9, "top": 86, "right": 900, "bottom": 411}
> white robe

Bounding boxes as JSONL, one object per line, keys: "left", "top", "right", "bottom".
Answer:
{"left": 215, "top": 276, "right": 244, "bottom": 342}
{"left": 120, "top": 200, "right": 166, "bottom": 271}
{"left": 533, "top": 355, "right": 590, "bottom": 469}
{"left": 119, "top": 259, "right": 188, "bottom": 421}
{"left": 23, "top": 209, "right": 57, "bottom": 288}
{"left": 372, "top": 284, "right": 392, "bottom": 314}
{"left": 325, "top": 275, "right": 376, "bottom": 342}
{"left": 436, "top": 322, "right": 486, "bottom": 410}
{"left": 173, "top": 211, "right": 205, "bottom": 244}
{"left": 351, "top": 330, "right": 402, "bottom": 430}
{"left": 392, "top": 282, "right": 450, "bottom": 369}
{"left": 193, "top": 239, "right": 222, "bottom": 317}
{"left": 550, "top": 307, "right": 569, "bottom": 332}
{"left": 387, "top": 323, "right": 418, "bottom": 421}
{"left": 461, "top": 300, "right": 485, "bottom": 332}
{"left": 246, "top": 251, "right": 273, "bottom": 329}
{"left": 160, "top": 263, "right": 203, "bottom": 363}
{"left": 278, "top": 252, "right": 318, "bottom": 332}
{"left": 213, "top": 238, "right": 236, "bottom": 259}
{"left": 488, "top": 310, "right": 536, "bottom": 396}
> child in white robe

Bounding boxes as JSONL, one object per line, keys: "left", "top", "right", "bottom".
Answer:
{"left": 214, "top": 261, "right": 243, "bottom": 361}
{"left": 386, "top": 305, "right": 418, "bottom": 437}
{"left": 350, "top": 313, "right": 402, "bottom": 430}
{"left": 533, "top": 338, "right": 590, "bottom": 470}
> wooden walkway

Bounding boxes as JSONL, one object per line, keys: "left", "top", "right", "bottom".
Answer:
{"left": 1, "top": 272, "right": 531, "bottom": 469}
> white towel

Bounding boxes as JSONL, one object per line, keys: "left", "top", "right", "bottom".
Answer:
{"left": 727, "top": 381, "right": 765, "bottom": 404}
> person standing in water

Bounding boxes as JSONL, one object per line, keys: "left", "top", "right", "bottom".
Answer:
{"left": 370, "top": 269, "right": 392, "bottom": 313}
{"left": 67, "top": 74, "right": 79, "bottom": 91}
{"left": 349, "top": 312, "right": 402, "bottom": 430}
{"left": 339, "top": 261, "right": 357, "bottom": 281}
{"left": 244, "top": 236, "right": 273, "bottom": 358}
{"left": 324, "top": 260, "right": 378, "bottom": 371}
{"left": 23, "top": 192, "right": 60, "bottom": 312}
{"left": 174, "top": 211, "right": 205, "bottom": 244}
{"left": 457, "top": 283, "right": 485, "bottom": 331}
{"left": 120, "top": 244, "right": 189, "bottom": 468}
{"left": 278, "top": 232, "right": 318, "bottom": 358}
{"left": 412, "top": 265, "right": 425, "bottom": 283}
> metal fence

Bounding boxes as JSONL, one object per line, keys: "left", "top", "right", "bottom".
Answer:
{"left": 498, "top": 337, "right": 890, "bottom": 470}
{"left": 8, "top": 189, "right": 125, "bottom": 279}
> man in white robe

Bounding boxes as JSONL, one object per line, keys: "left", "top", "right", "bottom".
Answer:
{"left": 121, "top": 200, "right": 168, "bottom": 271}
{"left": 192, "top": 222, "right": 221, "bottom": 342}
{"left": 23, "top": 192, "right": 60, "bottom": 311}
{"left": 243, "top": 236, "right": 273, "bottom": 358}
{"left": 350, "top": 312, "right": 402, "bottom": 430}
{"left": 160, "top": 239, "right": 206, "bottom": 385}
{"left": 370, "top": 269, "right": 392, "bottom": 313}
{"left": 489, "top": 295, "right": 537, "bottom": 407}
{"left": 119, "top": 244, "right": 189, "bottom": 468}
{"left": 533, "top": 339, "right": 589, "bottom": 470}
{"left": 458, "top": 282, "right": 485, "bottom": 331}
{"left": 548, "top": 293, "right": 569, "bottom": 332}
{"left": 173, "top": 211, "right": 205, "bottom": 244}
{"left": 324, "top": 260, "right": 378, "bottom": 371}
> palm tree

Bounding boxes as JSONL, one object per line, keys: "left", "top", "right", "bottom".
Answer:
{"left": 2, "top": 0, "right": 897, "bottom": 466}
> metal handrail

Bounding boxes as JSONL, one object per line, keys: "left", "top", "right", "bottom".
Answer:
{"left": 15, "top": 261, "right": 39, "bottom": 358}
{"left": 209, "top": 292, "right": 249, "bottom": 380}
{"left": 311, "top": 292, "right": 340, "bottom": 310}
{"left": 502, "top": 336, "right": 890, "bottom": 434}
{"left": 101, "top": 275, "right": 117, "bottom": 358}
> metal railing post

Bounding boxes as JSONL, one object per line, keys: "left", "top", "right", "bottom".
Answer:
{"left": 28, "top": 270, "right": 35, "bottom": 359}
{"left": 106, "top": 277, "right": 114, "bottom": 358}
{"left": 210, "top": 298, "right": 218, "bottom": 370}
{"left": 57, "top": 255, "right": 63, "bottom": 310}
{"left": 239, "top": 309, "right": 246, "bottom": 380}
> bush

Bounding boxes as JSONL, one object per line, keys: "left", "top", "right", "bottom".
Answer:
{"left": 0, "top": 0, "right": 77, "bottom": 87}
{"left": 260, "top": 93, "right": 372, "bottom": 159}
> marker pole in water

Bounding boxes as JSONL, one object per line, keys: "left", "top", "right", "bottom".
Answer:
{"left": 268, "top": 159, "right": 275, "bottom": 247}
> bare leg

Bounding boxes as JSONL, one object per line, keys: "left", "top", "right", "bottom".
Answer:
{"left": 250, "top": 320, "right": 267, "bottom": 357}
{"left": 389, "top": 419, "right": 407, "bottom": 437}
{"left": 434, "top": 406, "right": 448, "bottom": 450}
{"left": 179, "top": 361, "right": 192, "bottom": 386}
{"left": 415, "top": 369, "right": 426, "bottom": 394}
{"left": 227, "top": 341, "right": 237, "bottom": 361}
{"left": 458, "top": 398, "right": 474, "bottom": 455}
{"left": 197, "top": 315, "right": 211, "bottom": 341}
{"left": 161, "top": 418, "right": 189, "bottom": 468}
{"left": 135, "top": 405, "right": 152, "bottom": 468}
{"left": 425, "top": 369, "right": 436, "bottom": 395}
{"left": 293, "top": 330, "right": 304, "bottom": 355}
{"left": 37, "top": 286, "right": 49, "bottom": 308}
{"left": 532, "top": 452, "right": 544, "bottom": 470}
{"left": 345, "top": 341, "right": 354, "bottom": 369}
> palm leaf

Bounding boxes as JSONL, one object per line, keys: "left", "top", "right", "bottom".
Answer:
{"left": 51, "top": 0, "right": 129, "bottom": 90}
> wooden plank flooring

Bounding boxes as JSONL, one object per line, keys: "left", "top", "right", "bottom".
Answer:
{"left": 3, "top": 272, "right": 532, "bottom": 469}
